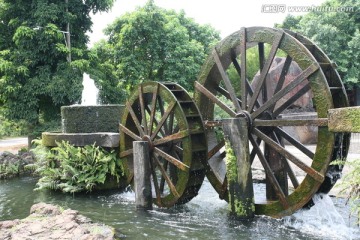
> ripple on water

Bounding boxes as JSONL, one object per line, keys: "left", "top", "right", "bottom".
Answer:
{"left": 1, "top": 177, "right": 359, "bottom": 239}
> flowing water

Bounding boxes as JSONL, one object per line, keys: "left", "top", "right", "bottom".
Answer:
{"left": 0, "top": 176, "right": 359, "bottom": 240}
{"left": 81, "top": 73, "right": 99, "bottom": 105}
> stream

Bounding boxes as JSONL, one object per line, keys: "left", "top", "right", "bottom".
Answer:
{"left": 0, "top": 176, "right": 359, "bottom": 239}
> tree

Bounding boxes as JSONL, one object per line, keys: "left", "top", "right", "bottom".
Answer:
{"left": 87, "top": 40, "right": 126, "bottom": 104}
{"left": 0, "top": 0, "right": 114, "bottom": 134}
{"left": 99, "top": 0, "right": 220, "bottom": 92}
{"left": 276, "top": 0, "right": 360, "bottom": 89}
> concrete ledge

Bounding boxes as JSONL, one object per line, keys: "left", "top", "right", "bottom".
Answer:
{"left": 42, "top": 132, "right": 120, "bottom": 147}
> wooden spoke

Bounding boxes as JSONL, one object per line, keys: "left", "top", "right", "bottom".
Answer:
{"left": 248, "top": 31, "right": 284, "bottom": 112}
{"left": 150, "top": 156, "right": 162, "bottom": 205}
{"left": 195, "top": 81, "right": 236, "bottom": 117}
{"left": 145, "top": 105, "right": 166, "bottom": 137}
{"left": 126, "top": 101, "right": 145, "bottom": 137}
{"left": 153, "top": 130, "right": 189, "bottom": 146}
{"left": 249, "top": 135, "right": 289, "bottom": 208}
{"left": 270, "top": 132, "right": 299, "bottom": 189}
{"left": 120, "top": 148, "right": 133, "bottom": 158}
{"left": 251, "top": 62, "right": 319, "bottom": 119}
{"left": 168, "top": 112, "right": 175, "bottom": 134}
{"left": 273, "top": 56, "right": 292, "bottom": 96}
{"left": 254, "top": 118, "right": 328, "bottom": 127}
{"left": 258, "top": 42, "right": 265, "bottom": 71}
{"left": 138, "top": 85, "right": 148, "bottom": 134}
{"left": 208, "top": 139, "right": 225, "bottom": 159}
{"left": 274, "top": 127, "right": 315, "bottom": 159}
{"left": 154, "top": 147, "right": 189, "bottom": 171}
{"left": 151, "top": 101, "right": 176, "bottom": 140}
{"left": 158, "top": 97, "right": 170, "bottom": 134}
{"left": 119, "top": 124, "right": 142, "bottom": 141}
{"left": 149, "top": 84, "right": 159, "bottom": 135}
{"left": 215, "top": 85, "right": 242, "bottom": 106}
{"left": 240, "top": 27, "right": 247, "bottom": 109}
{"left": 154, "top": 156, "right": 180, "bottom": 198}
{"left": 269, "top": 55, "right": 293, "bottom": 112}
{"left": 258, "top": 42, "right": 268, "bottom": 103}
{"left": 159, "top": 160, "right": 169, "bottom": 193}
{"left": 273, "top": 83, "right": 311, "bottom": 117}
{"left": 213, "top": 49, "right": 242, "bottom": 112}
{"left": 249, "top": 137, "right": 262, "bottom": 164}
{"left": 253, "top": 128, "right": 324, "bottom": 183}
{"left": 232, "top": 57, "right": 261, "bottom": 109}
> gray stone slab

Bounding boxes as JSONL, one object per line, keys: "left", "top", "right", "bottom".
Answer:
{"left": 42, "top": 132, "right": 120, "bottom": 147}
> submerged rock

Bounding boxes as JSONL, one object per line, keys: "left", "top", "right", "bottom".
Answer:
{"left": 0, "top": 202, "right": 117, "bottom": 240}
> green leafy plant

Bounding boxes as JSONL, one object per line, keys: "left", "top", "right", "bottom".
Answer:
{"left": 31, "top": 140, "right": 124, "bottom": 193}
{"left": 332, "top": 158, "right": 360, "bottom": 225}
{"left": 0, "top": 162, "right": 20, "bottom": 179}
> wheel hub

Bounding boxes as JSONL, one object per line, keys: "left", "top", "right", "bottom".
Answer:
{"left": 236, "top": 110, "right": 252, "bottom": 130}
{"left": 141, "top": 135, "right": 154, "bottom": 151}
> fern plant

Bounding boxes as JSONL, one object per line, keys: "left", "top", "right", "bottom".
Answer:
{"left": 0, "top": 162, "right": 20, "bottom": 179}
{"left": 31, "top": 140, "right": 124, "bottom": 193}
{"left": 332, "top": 158, "right": 360, "bottom": 225}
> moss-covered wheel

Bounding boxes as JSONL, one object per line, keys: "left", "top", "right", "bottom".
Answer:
{"left": 194, "top": 27, "right": 343, "bottom": 217}
{"left": 284, "top": 30, "right": 351, "bottom": 195}
{"left": 120, "top": 82, "right": 207, "bottom": 207}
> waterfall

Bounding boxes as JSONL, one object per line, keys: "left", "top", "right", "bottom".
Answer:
{"left": 81, "top": 73, "right": 99, "bottom": 105}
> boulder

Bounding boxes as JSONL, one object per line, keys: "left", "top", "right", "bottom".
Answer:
{"left": 0, "top": 202, "right": 117, "bottom": 240}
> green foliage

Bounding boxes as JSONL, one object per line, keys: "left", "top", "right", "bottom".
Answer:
{"left": 87, "top": 40, "right": 127, "bottom": 104}
{"left": 0, "top": 161, "right": 20, "bottom": 179}
{"left": 100, "top": 0, "right": 220, "bottom": 92}
{"left": 276, "top": 0, "right": 360, "bottom": 89}
{"left": 332, "top": 159, "right": 360, "bottom": 224}
{"left": 31, "top": 140, "right": 123, "bottom": 193}
{"left": 0, "top": 114, "right": 28, "bottom": 138}
{"left": 0, "top": 0, "right": 115, "bottom": 132}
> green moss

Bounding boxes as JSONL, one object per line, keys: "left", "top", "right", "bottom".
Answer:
{"left": 234, "top": 198, "right": 255, "bottom": 216}
{"left": 225, "top": 140, "right": 237, "bottom": 183}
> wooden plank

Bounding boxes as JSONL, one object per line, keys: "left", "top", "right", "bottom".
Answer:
{"left": 328, "top": 107, "right": 360, "bottom": 132}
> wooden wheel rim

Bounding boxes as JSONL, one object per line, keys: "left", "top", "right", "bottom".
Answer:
{"left": 120, "top": 81, "right": 207, "bottom": 207}
{"left": 285, "top": 30, "right": 351, "bottom": 194}
{"left": 194, "top": 27, "right": 335, "bottom": 217}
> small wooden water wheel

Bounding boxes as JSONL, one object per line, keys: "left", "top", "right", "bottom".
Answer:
{"left": 119, "top": 82, "right": 207, "bottom": 207}
{"left": 194, "top": 27, "right": 350, "bottom": 217}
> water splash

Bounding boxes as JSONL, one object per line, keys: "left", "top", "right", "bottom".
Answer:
{"left": 81, "top": 73, "right": 99, "bottom": 105}
{"left": 283, "top": 194, "right": 358, "bottom": 239}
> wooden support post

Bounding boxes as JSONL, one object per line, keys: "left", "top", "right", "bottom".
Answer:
{"left": 223, "top": 118, "right": 255, "bottom": 219}
{"left": 133, "top": 141, "right": 152, "bottom": 210}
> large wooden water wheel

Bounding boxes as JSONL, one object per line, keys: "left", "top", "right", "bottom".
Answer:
{"left": 194, "top": 27, "right": 350, "bottom": 217}
{"left": 119, "top": 82, "right": 207, "bottom": 207}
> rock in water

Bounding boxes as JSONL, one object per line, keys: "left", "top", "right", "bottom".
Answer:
{"left": 0, "top": 202, "right": 117, "bottom": 240}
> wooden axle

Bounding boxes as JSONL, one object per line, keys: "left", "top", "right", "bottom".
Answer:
{"left": 204, "top": 106, "right": 360, "bottom": 133}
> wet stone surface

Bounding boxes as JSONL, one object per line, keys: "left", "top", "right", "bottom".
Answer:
{"left": 0, "top": 203, "right": 116, "bottom": 240}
